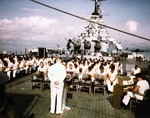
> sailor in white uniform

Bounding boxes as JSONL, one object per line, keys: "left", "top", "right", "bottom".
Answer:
{"left": 122, "top": 73, "right": 149, "bottom": 105}
{"left": 48, "top": 57, "right": 66, "bottom": 114}
{"left": 106, "top": 64, "right": 118, "bottom": 92}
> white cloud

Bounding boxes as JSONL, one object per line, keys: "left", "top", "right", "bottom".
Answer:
{"left": 0, "top": 16, "right": 64, "bottom": 41}
{"left": 0, "top": 16, "right": 82, "bottom": 52}
{"left": 22, "top": 8, "right": 42, "bottom": 13}
{"left": 0, "top": 16, "right": 81, "bottom": 43}
{"left": 125, "top": 20, "right": 138, "bottom": 32}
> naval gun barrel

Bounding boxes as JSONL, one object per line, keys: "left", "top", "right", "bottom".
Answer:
{"left": 83, "top": 40, "right": 91, "bottom": 49}
{"left": 92, "top": 39, "right": 101, "bottom": 51}
{"left": 69, "top": 39, "right": 81, "bottom": 50}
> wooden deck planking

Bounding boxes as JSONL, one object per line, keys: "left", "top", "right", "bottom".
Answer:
{"left": 4, "top": 75, "right": 135, "bottom": 118}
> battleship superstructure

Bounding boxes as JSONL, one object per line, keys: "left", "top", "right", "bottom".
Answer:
{"left": 66, "top": 0, "right": 123, "bottom": 58}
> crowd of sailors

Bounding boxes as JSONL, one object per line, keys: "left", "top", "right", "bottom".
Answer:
{"left": 0, "top": 53, "right": 145, "bottom": 93}
{"left": 1, "top": 53, "right": 150, "bottom": 114}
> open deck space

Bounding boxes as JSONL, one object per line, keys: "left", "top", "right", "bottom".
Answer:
{"left": 1, "top": 73, "right": 137, "bottom": 118}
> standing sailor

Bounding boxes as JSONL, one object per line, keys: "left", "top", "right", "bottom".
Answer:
{"left": 48, "top": 57, "right": 66, "bottom": 114}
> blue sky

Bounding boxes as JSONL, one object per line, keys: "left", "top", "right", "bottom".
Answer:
{"left": 0, "top": 0, "right": 150, "bottom": 54}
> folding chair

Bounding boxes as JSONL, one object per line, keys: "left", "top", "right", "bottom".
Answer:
{"left": 129, "top": 89, "right": 150, "bottom": 111}
{"left": 79, "top": 74, "right": 92, "bottom": 93}
{"left": 93, "top": 75, "right": 105, "bottom": 95}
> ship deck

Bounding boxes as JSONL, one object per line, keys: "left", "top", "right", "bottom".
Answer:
{"left": 3, "top": 73, "right": 136, "bottom": 118}
{"left": 2, "top": 59, "right": 150, "bottom": 118}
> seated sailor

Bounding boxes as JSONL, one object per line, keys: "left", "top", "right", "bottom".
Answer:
{"left": 122, "top": 73, "right": 149, "bottom": 105}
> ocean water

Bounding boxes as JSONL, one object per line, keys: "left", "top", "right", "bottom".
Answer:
{"left": 120, "top": 58, "right": 150, "bottom": 74}
{"left": 140, "top": 52, "right": 150, "bottom": 61}
{"left": 132, "top": 51, "right": 150, "bottom": 61}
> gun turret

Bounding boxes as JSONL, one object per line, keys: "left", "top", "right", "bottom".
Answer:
{"left": 92, "top": 40, "right": 101, "bottom": 51}
{"left": 69, "top": 39, "right": 81, "bottom": 50}
{"left": 83, "top": 40, "right": 91, "bottom": 49}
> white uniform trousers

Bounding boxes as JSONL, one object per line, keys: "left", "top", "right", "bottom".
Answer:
{"left": 106, "top": 79, "right": 117, "bottom": 92}
{"left": 122, "top": 91, "right": 144, "bottom": 105}
{"left": 50, "top": 86, "right": 63, "bottom": 113}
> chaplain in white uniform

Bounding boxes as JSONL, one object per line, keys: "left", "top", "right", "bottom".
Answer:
{"left": 48, "top": 57, "right": 66, "bottom": 114}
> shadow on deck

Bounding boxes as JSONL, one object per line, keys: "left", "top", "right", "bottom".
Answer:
{"left": 1, "top": 93, "right": 40, "bottom": 118}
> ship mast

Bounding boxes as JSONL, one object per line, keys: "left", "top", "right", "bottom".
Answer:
{"left": 92, "top": 0, "right": 100, "bottom": 15}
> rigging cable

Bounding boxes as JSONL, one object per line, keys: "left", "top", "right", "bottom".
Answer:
{"left": 31, "top": 0, "right": 150, "bottom": 42}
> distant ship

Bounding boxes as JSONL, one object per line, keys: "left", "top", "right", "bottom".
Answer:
{"left": 66, "top": 0, "right": 123, "bottom": 59}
